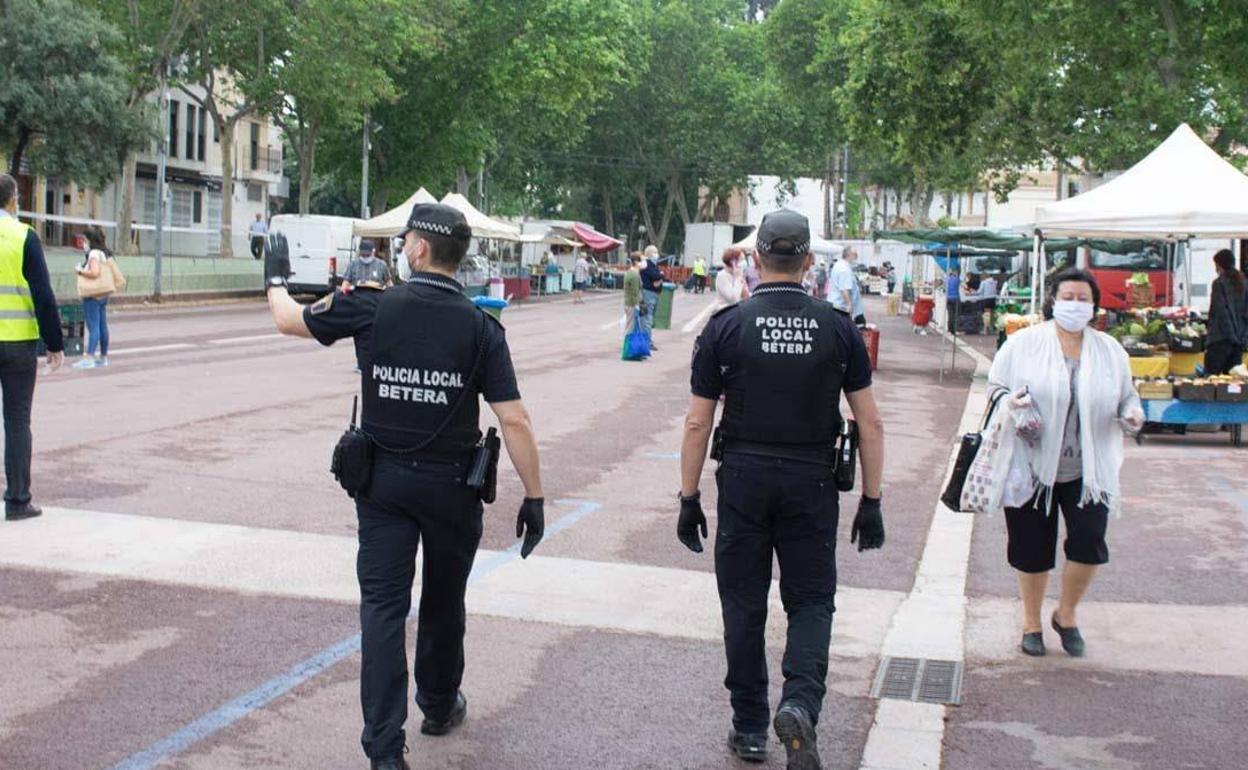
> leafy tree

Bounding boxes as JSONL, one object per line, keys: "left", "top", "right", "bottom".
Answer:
{"left": 0, "top": 0, "right": 147, "bottom": 188}
{"left": 271, "top": 0, "right": 413, "bottom": 214}
{"left": 88, "top": 0, "right": 199, "bottom": 253}
{"left": 178, "top": 0, "right": 287, "bottom": 257}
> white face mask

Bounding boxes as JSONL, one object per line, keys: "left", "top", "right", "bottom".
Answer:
{"left": 1052, "top": 300, "right": 1094, "bottom": 332}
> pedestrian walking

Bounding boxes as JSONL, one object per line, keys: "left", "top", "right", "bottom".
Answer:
{"left": 715, "top": 249, "right": 749, "bottom": 308}
{"left": 989, "top": 268, "right": 1143, "bottom": 658}
{"left": 249, "top": 213, "right": 268, "bottom": 260}
{"left": 980, "top": 272, "right": 999, "bottom": 330}
{"left": 944, "top": 269, "right": 960, "bottom": 330}
{"left": 1205, "top": 249, "right": 1248, "bottom": 375}
{"left": 640, "top": 245, "right": 664, "bottom": 346}
{"left": 573, "top": 252, "right": 591, "bottom": 304}
{"left": 692, "top": 254, "right": 708, "bottom": 294}
{"left": 342, "top": 240, "right": 393, "bottom": 293}
{"left": 0, "top": 173, "right": 64, "bottom": 522}
{"left": 679, "top": 209, "right": 885, "bottom": 769}
{"left": 828, "top": 246, "right": 866, "bottom": 326}
{"left": 264, "top": 202, "right": 546, "bottom": 770}
{"left": 73, "top": 227, "right": 117, "bottom": 369}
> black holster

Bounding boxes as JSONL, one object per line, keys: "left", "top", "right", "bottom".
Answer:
{"left": 709, "top": 425, "right": 724, "bottom": 462}
{"left": 331, "top": 397, "right": 374, "bottom": 499}
{"left": 834, "top": 419, "right": 858, "bottom": 492}
{"left": 466, "top": 427, "right": 501, "bottom": 503}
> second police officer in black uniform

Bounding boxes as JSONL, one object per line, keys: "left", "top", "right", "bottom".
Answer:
{"left": 678, "top": 209, "right": 886, "bottom": 770}
{"left": 264, "top": 203, "right": 546, "bottom": 770}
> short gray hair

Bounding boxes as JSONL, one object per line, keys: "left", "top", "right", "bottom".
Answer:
{"left": 0, "top": 174, "right": 17, "bottom": 209}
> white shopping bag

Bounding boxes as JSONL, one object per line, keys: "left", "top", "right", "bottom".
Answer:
{"left": 1001, "top": 449, "right": 1034, "bottom": 509}
{"left": 960, "top": 406, "right": 1016, "bottom": 514}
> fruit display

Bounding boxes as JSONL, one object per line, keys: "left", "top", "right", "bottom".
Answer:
{"left": 995, "top": 313, "right": 1040, "bottom": 336}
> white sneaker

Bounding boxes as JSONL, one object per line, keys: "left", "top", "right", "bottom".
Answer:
{"left": 71, "top": 358, "right": 98, "bottom": 370}
{"left": 98, "top": 357, "right": 109, "bottom": 367}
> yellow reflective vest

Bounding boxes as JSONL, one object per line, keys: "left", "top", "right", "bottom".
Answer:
{"left": 0, "top": 216, "right": 41, "bottom": 341}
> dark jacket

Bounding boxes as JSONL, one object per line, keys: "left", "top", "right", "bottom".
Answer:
{"left": 640, "top": 260, "right": 664, "bottom": 292}
{"left": 1208, "top": 272, "right": 1248, "bottom": 347}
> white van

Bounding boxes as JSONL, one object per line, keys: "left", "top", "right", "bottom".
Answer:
{"left": 269, "top": 214, "right": 361, "bottom": 294}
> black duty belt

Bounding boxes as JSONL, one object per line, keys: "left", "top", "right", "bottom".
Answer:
{"left": 720, "top": 439, "right": 837, "bottom": 467}
{"left": 374, "top": 446, "right": 473, "bottom": 466}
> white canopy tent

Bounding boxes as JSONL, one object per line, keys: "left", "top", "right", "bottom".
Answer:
{"left": 440, "top": 192, "right": 523, "bottom": 241}
{"left": 352, "top": 188, "right": 437, "bottom": 238}
{"left": 1031, "top": 123, "right": 1248, "bottom": 310}
{"left": 730, "top": 227, "right": 844, "bottom": 260}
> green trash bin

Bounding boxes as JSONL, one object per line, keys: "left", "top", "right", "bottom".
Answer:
{"left": 37, "top": 302, "right": 84, "bottom": 356}
{"left": 653, "top": 282, "right": 676, "bottom": 330}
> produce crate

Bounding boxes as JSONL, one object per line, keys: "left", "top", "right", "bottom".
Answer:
{"left": 1136, "top": 380, "right": 1174, "bottom": 400}
{"left": 1166, "top": 334, "right": 1204, "bottom": 353}
{"left": 1129, "top": 283, "right": 1154, "bottom": 308}
{"left": 1216, "top": 382, "right": 1248, "bottom": 403}
{"left": 1176, "top": 382, "right": 1216, "bottom": 401}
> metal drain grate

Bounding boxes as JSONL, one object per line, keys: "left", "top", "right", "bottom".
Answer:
{"left": 870, "top": 656, "right": 963, "bottom": 705}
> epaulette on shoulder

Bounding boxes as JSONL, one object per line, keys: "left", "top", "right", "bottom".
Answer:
{"left": 476, "top": 306, "right": 505, "bottom": 330}
{"left": 710, "top": 303, "right": 739, "bottom": 320}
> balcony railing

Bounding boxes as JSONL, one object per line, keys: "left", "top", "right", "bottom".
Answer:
{"left": 250, "top": 145, "right": 282, "bottom": 174}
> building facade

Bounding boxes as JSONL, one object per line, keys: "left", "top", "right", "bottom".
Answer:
{"left": 8, "top": 80, "right": 287, "bottom": 258}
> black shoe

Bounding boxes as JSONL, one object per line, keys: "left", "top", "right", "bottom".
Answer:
{"left": 773, "top": 702, "right": 821, "bottom": 770}
{"left": 370, "top": 756, "right": 410, "bottom": 770}
{"left": 1020, "top": 631, "right": 1046, "bottom": 656}
{"left": 1051, "top": 613, "right": 1086, "bottom": 657}
{"left": 5, "top": 503, "right": 42, "bottom": 521}
{"left": 420, "top": 692, "right": 467, "bottom": 736}
{"left": 727, "top": 728, "right": 768, "bottom": 762}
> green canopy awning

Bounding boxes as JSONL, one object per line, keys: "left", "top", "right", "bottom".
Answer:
{"left": 874, "top": 228, "right": 1155, "bottom": 254}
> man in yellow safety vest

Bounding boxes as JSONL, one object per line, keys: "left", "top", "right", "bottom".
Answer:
{"left": 0, "top": 173, "right": 64, "bottom": 521}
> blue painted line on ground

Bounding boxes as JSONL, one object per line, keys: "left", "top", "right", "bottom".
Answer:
{"left": 644, "top": 451, "right": 681, "bottom": 460}
{"left": 108, "top": 498, "right": 602, "bottom": 770}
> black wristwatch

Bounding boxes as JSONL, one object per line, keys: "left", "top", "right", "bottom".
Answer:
{"left": 267, "top": 276, "right": 287, "bottom": 291}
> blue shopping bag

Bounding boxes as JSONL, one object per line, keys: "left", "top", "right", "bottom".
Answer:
{"left": 622, "top": 309, "right": 651, "bottom": 361}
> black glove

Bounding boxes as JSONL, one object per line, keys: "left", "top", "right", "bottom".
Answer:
{"left": 516, "top": 497, "right": 544, "bottom": 559}
{"left": 853, "top": 314, "right": 867, "bottom": 328}
{"left": 851, "top": 495, "right": 885, "bottom": 552}
{"left": 677, "top": 492, "right": 708, "bottom": 553}
{"left": 264, "top": 232, "right": 291, "bottom": 287}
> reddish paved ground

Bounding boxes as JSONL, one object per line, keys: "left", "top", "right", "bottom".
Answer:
{"left": 1, "top": 290, "right": 1242, "bottom": 770}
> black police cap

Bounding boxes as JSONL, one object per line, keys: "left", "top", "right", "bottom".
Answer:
{"left": 397, "top": 203, "right": 472, "bottom": 242}
{"left": 755, "top": 209, "right": 810, "bottom": 256}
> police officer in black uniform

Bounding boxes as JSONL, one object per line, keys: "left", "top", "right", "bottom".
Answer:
{"left": 264, "top": 203, "right": 546, "bottom": 770}
{"left": 677, "top": 209, "right": 886, "bottom": 770}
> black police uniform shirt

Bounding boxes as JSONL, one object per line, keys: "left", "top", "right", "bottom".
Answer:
{"left": 303, "top": 272, "right": 520, "bottom": 454}
{"left": 691, "top": 281, "right": 871, "bottom": 452}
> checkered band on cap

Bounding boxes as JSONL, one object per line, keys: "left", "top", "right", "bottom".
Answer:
{"left": 757, "top": 238, "right": 810, "bottom": 256}
{"left": 410, "top": 220, "right": 455, "bottom": 236}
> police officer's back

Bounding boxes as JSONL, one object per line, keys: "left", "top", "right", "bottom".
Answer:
{"left": 264, "top": 203, "right": 546, "bottom": 770}
{"left": 677, "top": 209, "right": 886, "bottom": 770}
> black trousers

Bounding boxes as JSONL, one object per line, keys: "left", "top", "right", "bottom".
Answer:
{"left": 355, "top": 454, "right": 483, "bottom": 760}
{"left": 0, "top": 341, "right": 36, "bottom": 508}
{"left": 1205, "top": 340, "right": 1242, "bottom": 375}
{"left": 1004, "top": 479, "right": 1109, "bottom": 573}
{"left": 250, "top": 236, "right": 264, "bottom": 259}
{"left": 714, "top": 452, "right": 839, "bottom": 734}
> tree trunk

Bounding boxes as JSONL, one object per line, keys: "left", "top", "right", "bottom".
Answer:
{"left": 603, "top": 187, "right": 615, "bottom": 237}
{"left": 671, "top": 172, "right": 693, "bottom": 227}
{"left": 822, "top": 155, "right": 834, "bottom": 240}
{"left": 873, "top": 186, "right": 884, "bottom": 231}
{"left": 9, "top": 127, "right": 31, "bottom": 176}
{"left": 218, "top": 120, "right": 236, "bottom": 258}
{"left": 456, "top": 167, "right": 470, "bottom": 195}
{"left": 297, "top": 122, "right": 319, "bottom": 215}
{"left": 371, "top": 187, "right": 388, "bottom": 220}
{"left": 635, "top": 184, "right": 657, "bottom": 249}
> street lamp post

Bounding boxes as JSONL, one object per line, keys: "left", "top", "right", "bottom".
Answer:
{"left": 360, "top": 111, "right": 370, "bottom": 220}
{"left": 153, "top": 59, "right": 169, "bottom": 301}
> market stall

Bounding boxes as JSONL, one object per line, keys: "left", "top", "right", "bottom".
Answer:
{"left": 352, "top": 188, "right": 438, "bottom": 238}
{"left": 1033, "top": 123, "right": 1248, "bottom": 441}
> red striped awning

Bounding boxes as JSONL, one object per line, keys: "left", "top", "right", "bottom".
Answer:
{"left": 572, "top": 222, "right": 623, "bottom": 251}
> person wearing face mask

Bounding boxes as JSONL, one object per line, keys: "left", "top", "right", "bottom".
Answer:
{"left": 987, "top": 268, "right": 1143, "bottom": 659}
{"left": 264, "top": 203, "right": 546, "bottom": 770}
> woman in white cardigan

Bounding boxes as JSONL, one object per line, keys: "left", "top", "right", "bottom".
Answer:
{"left": 988, "top": 268, "right": 1144, "bottom": 658}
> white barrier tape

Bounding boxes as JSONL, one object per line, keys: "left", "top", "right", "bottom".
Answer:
{"left": 17, "top": 210, "right": 218, "bottom": 236}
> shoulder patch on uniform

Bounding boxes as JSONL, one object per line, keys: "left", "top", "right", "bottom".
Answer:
{"left": 309, "top": 292, "right": 335, "bottom": 315}
{"left": 476, "top": 307, "right": 505, "bottom": 330}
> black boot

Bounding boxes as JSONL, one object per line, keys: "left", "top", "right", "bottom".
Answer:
{"left": 773, "top": 702, "right": 821, "bottom": 770}
{"left": 420, "top": 691, "right": 467, "bottom": 736}
{"left": 370, "top": 756, "right": 410, "bottom": 770}
{"left": 727, "top": 728, "right": 769, "bottom": 762}
{"left": 5, "top": 503, "right": 42, "bottom": 521}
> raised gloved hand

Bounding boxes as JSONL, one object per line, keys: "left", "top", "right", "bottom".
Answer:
{"left": 677, "top": 492, "right": 708, "bottom": 553}
{"left": 264, "top": 232, "right": 291, "bottom": 287}
{"left": 851, "top": 495, "right": 885, "bottom": 552}
{"left": 516, "top": 498, "right": 544, "bottom": 559}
